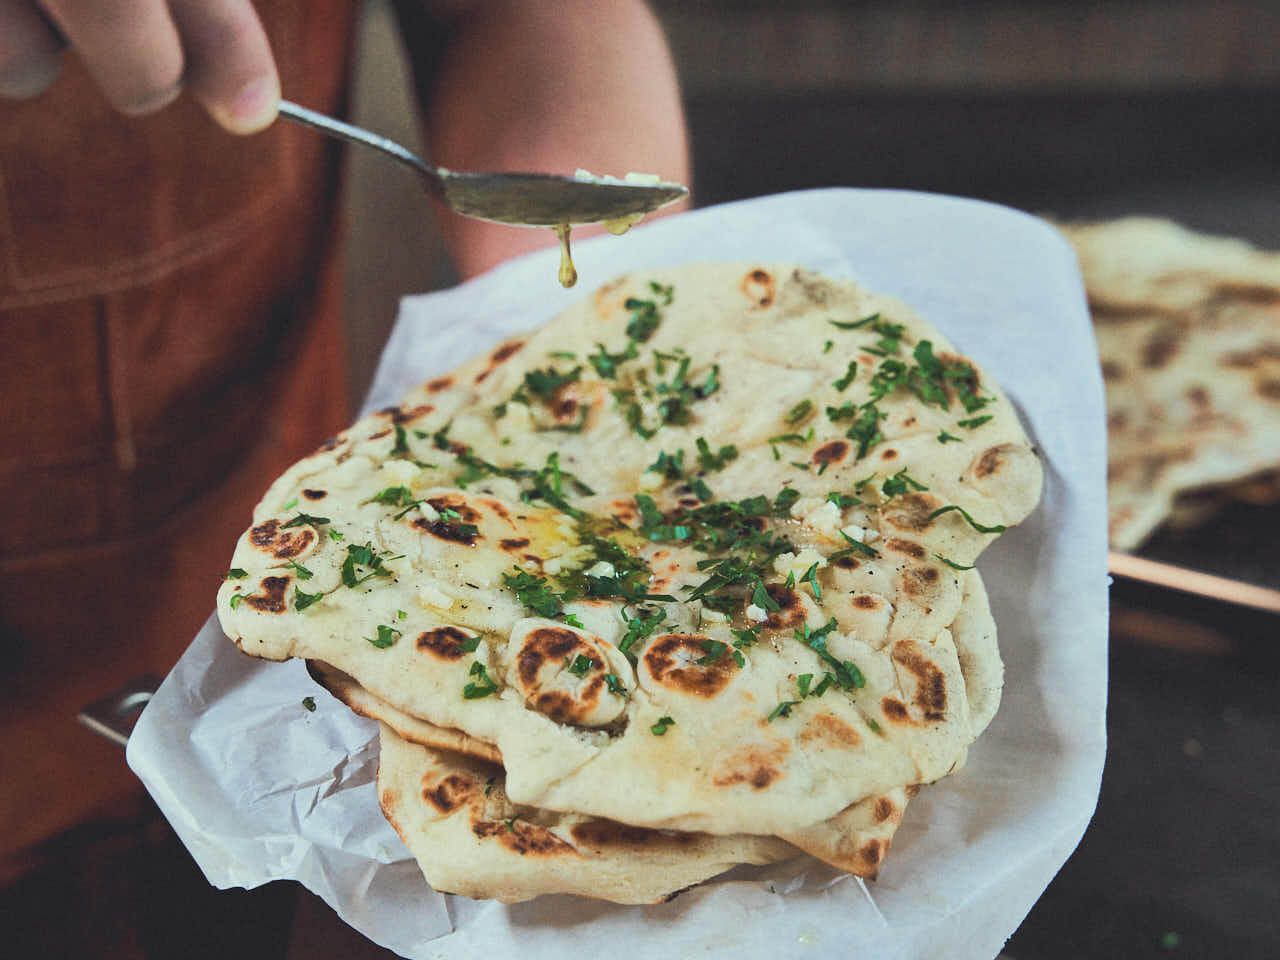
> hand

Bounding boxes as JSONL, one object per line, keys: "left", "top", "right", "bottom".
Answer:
{"left": 0, "top": 0, "right": 280, "bottom": 134}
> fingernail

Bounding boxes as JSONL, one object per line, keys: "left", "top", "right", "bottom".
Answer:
{"left": 221, "top": 76, "right": 279, "bottom": 134}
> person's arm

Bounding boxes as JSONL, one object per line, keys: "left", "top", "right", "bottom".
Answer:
{"left": 399, "top": 0, "right": 690, "bottom": 280}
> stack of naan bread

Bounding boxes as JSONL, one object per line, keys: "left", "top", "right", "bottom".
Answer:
{"left": 1062, "top": 218, "right": 1280, "bottom": 550}
{"left": 217, "top": 264, "right": 1042, "bottom": 904}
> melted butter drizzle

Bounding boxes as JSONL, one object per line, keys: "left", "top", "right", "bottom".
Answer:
{"left": 554, "top": 224, "right": 577, "bottom": 288}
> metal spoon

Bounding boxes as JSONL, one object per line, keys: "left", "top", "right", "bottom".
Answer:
{"left": 277, "top": 100, "right": 688, "bottom": 227}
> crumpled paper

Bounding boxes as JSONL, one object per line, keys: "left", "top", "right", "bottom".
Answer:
{"left": 128, "top": 188, "right": 1108, "bottom": 960}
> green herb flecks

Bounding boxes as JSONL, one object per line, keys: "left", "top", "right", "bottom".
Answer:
{"left": 294, "top": 588, "right": 325, "bottom": 611}
{"left": 341, "top": 543, "right": 402, "bottom": 589}
{"left": 225, "top": 568, "right": 248, "bottom": 580}
{"left": 367, "top": 624, "right": 402, "bottom": 649}
{"left": 957, "top": 414, "right": 994, "bottom": 429}
{"left": 302, "top": 696, "right": 317, "bottom": 712}
{"left": 618, "top": 605, "right": 666, "bottom": 662}
{"left": 881, "top": 469, "right": 928, "bottom": 499}
{"left": 282, "top": 512, "right": 330, "bottom": 529}
{"left": 833, "top": 361, "right": 858, "bottom": 391}
{"left": 796, "top": 619, "right": 865, "bottom": 690}
{"left": 604, "top": 673, "right": 628, "bottom": 696}
{"left": 463, "top": 661, "right": 500, "bottom": 699}
{"left": 768, "top": 700, "right": 800, "bottom": 722}
{"left": 696, "top": 437, "right": 738, "bottom": 472}
{"left": 566, "top": 654, "right": 596, "bottom": 677}
{"left": 829, "top": 313, "right": 880, "bottom": 331}
{"left": 937, "top": 430, "right": 962, "bottom": 444}
{"left": 282, "top": 560, "right": 313, "bottom": 581}
{"left": 650, "top": 715, "right": 676, "bottom": 736}
{"left": 785, "top": 399, "right": 814, "bottom": 425}
{"left": 503, "top": 570, "right": 567, "bottom": 619}
{"left": 935, "top": 554, "right": 976, "bottom": 571}
{"left": 927, "top": 504, "right": 1008, "bottom": 534}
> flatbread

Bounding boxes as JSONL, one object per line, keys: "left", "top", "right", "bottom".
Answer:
{"left": 376, "top": 724, "right": 797, "bottom": 905}
{"left": 1061, "top": 219, "right": 1280, "bottom": 549}
{"left": 219, "top": 263, "right": 1039, "bottom": 839}
{"left": 311, "top": 659, "right": 916, "bottom": 879}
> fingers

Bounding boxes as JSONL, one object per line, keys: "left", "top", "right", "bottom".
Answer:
{"left": 168, "top": 0, "right": 278, "bottom": 134}
{"left": 40, "top": 0, "right": 184, "bottom": 114}
{"left": 0, "top": 0, "right": 65, "bottom": 99}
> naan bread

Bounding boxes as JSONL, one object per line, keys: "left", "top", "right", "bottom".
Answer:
{"left": 219, "top": 263, "right": 1039, "bottom": 841}
{"left": 1062, "top": 219, "right": 1280, "bottom": 549}
{"left": 311, "top": 659, "right": 917, "bottom": 879}
{"left": 376, "top": 724, "right": 797, "bottom": 905}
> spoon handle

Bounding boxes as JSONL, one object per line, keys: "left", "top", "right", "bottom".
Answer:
{"left": 277, "top": 100, "right": 442, "bottom": 193}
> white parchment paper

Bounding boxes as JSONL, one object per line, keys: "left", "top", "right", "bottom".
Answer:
{"left": 128, "top": 189, "right": 1108, "bottom": 960}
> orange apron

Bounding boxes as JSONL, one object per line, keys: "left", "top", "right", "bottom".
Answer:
{"left": 0, "top": 3, "right": 358, "bottom": 874}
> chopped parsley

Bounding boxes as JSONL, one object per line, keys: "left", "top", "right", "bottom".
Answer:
{"left": 767, "top": 700, "right": 800, "bottom": 722}
{"left": 802, "top": 562, "right": 823, "bottom": 600}
{"left": 282, "top": 512, "right": 330, "bottom": 529}
{"left": 823, "top": 339, "right": 834, "bottom": 354}
{"left": 833, "top": 361, "right": 858, "bottom": 391}
{"left": 341, "top": 543, "right": 402, "bottom": 588}
{"left": 731, "top": 627, "right": 760, "bottom": 650}
{"left": 867, "top": 717, "right": 883, "bottom": 734}
{"left": 785, "top": 399, "right": 814, "bottom": 425}
{"left": 328, "top": 528, "right": 344, "bottom": 542}
{"left": 796, "top": 673, "right": 814, "bottom": 697}
{"left": 229, "top": 593, "right": 244, "bottom": 610}
{"left": 366, "top": 485, "right": 416, "bottom": 507}
{"left": 881, "top": 469, "right": 928, "bottom": 498}
{"left": 935, "top": 554, "right": 976, "bottom": 571}
{"left": 927, "top": 504, "right": 1008, "bottom": 533}
{"left": 604, "top": 673, "right": 628, "bottom": 696}
{"left": 225, "top": 568, "right": 248, "bottom": 580}
{"left": 696, "top": 638, "right": 729, "bottom": 666}
{"left": 397, "top": 609, "right": 408, "bottom": 621}
{"left": 937, "top": 430, "right": 962, "bottom": 444}
{"left": 833, "top": 529, "right": 880, "bottom": 559}
{"left": 696, "top": 437, "right": 738, "bottom": 472}
{"left": 282, "top": 560, "right": 313, "bottom": 581}
{"left": 827, "top": 491, "right": 861, "bottom": 509}
{"left": 463, "top": 661, "right": 500, "bottom": 699}
{"left": 367, "top": 624, "right": 401, "bottom": 648}
{"left": 391, "top": 423, "right": 410, "bottom": 457}
{"left": 512, "top": 365, "right": 581, "bottom": 406}
{"left": 796, "top": 619, "right": 865, "bottom": 690}
{"left": 768, "top": 427, "right": 814, "bottom": 446}
{"left": 647, "top": 448, "right": 685, "bottom": 481}
{"left": 957, "top": 414, "right": 994, "bottom": 429}
{"left": 624, "top": 297, "right": 662, "bottom": 342}
{"left": 281, "top": 497, "right": 299, "bottom": 512}
{"left": 566, "top": 654, "right": 596, "bottom": 677}
{"left": 294, "top": 588, "right": 325, "bottom": 611}
{"left": 503, "top": 570, "right": 566, "bottom": 618}
{"left": 829, "top": 313, "right": 880, "bottom": 330}
{"left": 588, "top": 339, "right": 639, "bottom": 379}
{"left": 618, "top": 605, "right": 666, "bottom": 661}
{"left": 650, "top": 715, "right": 676, "bottom": 736}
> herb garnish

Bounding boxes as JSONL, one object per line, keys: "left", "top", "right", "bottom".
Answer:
{"left": 927, "top": 504, "right": 1008, "bottom": 533}
{"left": 282, "top": 560, "right": 313, "bottom": 580}
{"left": 696, "top": 638, "right": 729, "bottom": 666}
{"left": 503, "top": 570, "right": 567, "bottom": 618}
{"left": 957, "top": 415, "right": 994, "bottom": 429}
{"left": 829, "top": 313, "right": 880, "bottom": 330}
{"left": 391, "top": 423, "right": 410, "bottom": 457}
{"left": 367, "top": 624, "right": 401, "bottom": 648}
{"left": 767, "top": 701, "right": 800, "bottom": 722}
{"left": 282, "top": 512, "right": 330, "bottom": 529}
{"left": 341, "top": 543, "right": 402, "bottom": 588}
{"left": 225, "top": 568, "right": 248, "bottom": 580}
{"left": 463, "top": 661, "right": 499, "bottom": 699}
{"left": 650, "top": 715, "right": 676, "bottom": 736}
{"left": 796, "top": 619, "right": 865, "bottom": 690}
{"left": 294, "top": 588, "right": 325, "bottom": 611}
{"left": 833, "top": 361, "right": 858, "bottom": 391}
{"left": 696, "top": 437, "right": 738, "bottom": 472}
{"left": 302, "top": 696, "right": 316, "bottom": 712}
{"left": 935, "top": 554, "right": 976, "bottom": 570}
{"left": 617, "top": 605, "right": 666, "bottom": 662}
{"left": 937, "top": 430, "right": 961, "bottom": 443}
{"left": 604, "top": 673, "right": 628, "bottom": 696}
{"left": 802, "top": 562, "right": 823, "bottom": 600}
{"left": 785, "top": 399, "right": 814, "bottom": 425}
{"left": 881, "top": 469, "right": 928, "bottom": 498}
{"left": 566, "top": 654, "right": 596, "bottom": 677}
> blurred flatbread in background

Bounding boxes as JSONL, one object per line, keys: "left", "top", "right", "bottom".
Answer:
{"left": 1061, "top": 218, "right": 1280, "bottom": 550}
